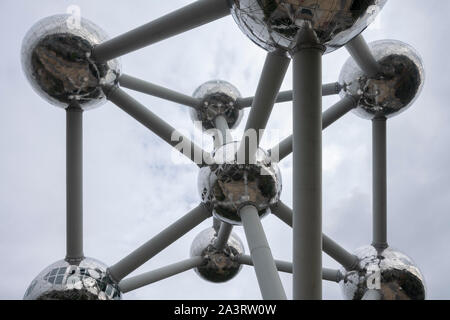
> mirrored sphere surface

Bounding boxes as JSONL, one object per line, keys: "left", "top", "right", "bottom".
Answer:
{"left": 24, "top": 257, "right": 122, "bottom": 300}
{"left": 198, "top": 142, "right": 282, "bottom": 225}
{"left": 340, "top": 246, "right": 426, "bottom": 300}
{"left": 190, "top": 80, "right": 243, "bottom": 132}
{"left": 340, "top": 39, "right": 424, "bottom": 119}
{"left": 230, "top": 0, "right": 387, "bottom": 55}
{"left": 190, "top": 227, "right": 244, "bottom": 283}
{"left": 21, "top": 14, "right": 121, "bottom": 110}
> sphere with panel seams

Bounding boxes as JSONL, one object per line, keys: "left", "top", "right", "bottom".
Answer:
{"left": 190, "top": 227, "right": 245, "bottom": 283}
{"left": 190, "top": 80, "right": 244, "bottom": 132}
{"left": 21, "top": 14, "right": 121, "bottom": 110}
{"left": 198, "top": 141, "right": 282, "bottom": 225}
{"left": 339, "top": 39, "right": 425, "bottom": 119}
{"left": 340, "top": 246, "right": 426, "bottom": 300}
{"left": 230, "top": 0, "right": 387, "bottom": 55}
{"left": 24, "top": 257, "right": 122, "bottom": 300}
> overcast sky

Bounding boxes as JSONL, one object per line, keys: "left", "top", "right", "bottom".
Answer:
{"left": 0, "top": 0, "right": 449, "bottom": 300}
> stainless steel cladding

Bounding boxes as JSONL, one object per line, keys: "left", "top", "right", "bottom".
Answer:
{"left": 190, "top": 80, "right": 244, "bottom": 132}
{"left": 198, "top": 142, "right": 282, "bottom": 225}
{"left": 24, "top": 257, "right": 122, "bottom": 300}
{"left": 190, "top": 227, "right": 244, "bottom": 283}
{"left": 340, "top": 40, "right": 424, "bottom": 119}
{"left": 230, "top": 0, "right": 387, "bottom": 54}
{"left": 21, "top": 14, "right": 121, "bottom": 109}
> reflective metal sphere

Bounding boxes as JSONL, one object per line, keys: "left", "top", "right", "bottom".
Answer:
{"left": 190, "top": 227, "right": 244, "bottom": 283}
{"left": 21, "top": 14, "right": 121, "bottom": 110}
{"left": 198, "top": 142, "right": 282, "bottom": 225}
{"left": 340, "top": 40, "right": 425, "bottom": 119}
{"left": 230, "top": 0, "right": 387, "bottom": 55}
{"left": 190, "top": 80, "right": 244, "bottom": 132}
{"left": 24, "top": 257, "right": 122, "bottom": 300}
{"left": 340, "top": 246, "right": 426, "bottom": 300}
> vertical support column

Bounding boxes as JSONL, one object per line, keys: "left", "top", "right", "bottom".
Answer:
{"left": 372, "top": 117, "right": 388, "bottom": 249}
{"left": 214, "top": 115, "right": 233, "bottom": 148}
{"left": 66, "top": 104, "right": 84, "bottom": 262}
{"left": 240, "top": 205, "right": 286, "bottom": 300}
{"left": 118, "top": 257, "right": 205, "bottom": 293}
{"left": 292, "top": 45, "right": 324, "bottom": 300}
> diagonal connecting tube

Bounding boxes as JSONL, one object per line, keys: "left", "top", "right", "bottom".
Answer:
{"left": 92, "top": 0, "right": 231, "bottom": 62}
{"left": 270, "top": 95, "right": 358, "bottom": 162}
{"left": 108, "top": 204, "right": 211, "bottom": 282}
{"left": 237, "top": 82, "right": 342, "bottom": 108}
{"left": 236, "top": 51, "right": 290, "bottom": 164}
{"left": 213, "top": 222, "right": 233, "bottom": 251}
{"left": 240, "top": 205, "right": 287, "bottom": 300}
{"left": 66, "top": 103, "right": 84, "bottom": 262}
{"left": 372, "top": 117, "right": 388, "bottom": 249}
{"left": 119, "top": 257, "right": 205, "bottom": 293}
{"left": 213, "top": 115, "right": 233, "bottom": 150}
{"left": 346, "top": 34, "right": 381, "bottom": 77}
{"left": 346, "top": 35, "right": 388, "bottom": 250}
{"left": 105, "top": 86, "right": 213, "bottom": 167}
{"left": 119, "top": 74, "right": 201, "bottom": 108}
{"left": 236, "top": 255, "right": 343, "bottom": 283}
{"left": 271, "top": 201, "right": 359, "bottom": 271}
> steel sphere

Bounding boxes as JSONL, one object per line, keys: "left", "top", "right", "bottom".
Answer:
{"left": 340, "top": 246, "right": 426, "bottom": 300}
{"left": 24, "top": 257, "right": 122, "bottom": 300}
{"left": 340, "top": 39, "right": 425, "bottom": 119}
{"left": 190, "top": 80, "right": 244, "bottom": 132}
{"left": 198, "top": 141, "right": 282, "bottom": 225}
{"left": 190, "top": 227, "right": 244, "bottom": 283}
{"left": 230, "top": 0, "right": 387, "bottom": 55}
{"left": 21, "top": 14, "right": 121, "bottom": 110}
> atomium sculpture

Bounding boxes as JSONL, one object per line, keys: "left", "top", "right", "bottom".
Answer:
{"left": 22, "top": 0, "right": 426, "bottom": 300}
{"left": 21, "top": 15, "right": 120, "bottom": 110}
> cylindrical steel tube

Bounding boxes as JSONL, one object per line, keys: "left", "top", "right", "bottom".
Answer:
{"left": 119, "top": 257, "right": 205, "bottom": 293}
{"left": 119, "top": 74, "right": 200, "bottom": 108}
{"left": 372, "top": 117, "right": 388, "bottom": 249}
{"left": 108, "top": 204, "right": 211, "bottom": 282}
{"left": 213, "top": 222, "right": 233, "bottom": 251}
{"left": 107, "top": 87, "right": 213, "bottom": 167}
{"left": 66, "top": 105, "right": 84, "bottom": 262}
{"left": 237, "top": 52, "right": 290, "bottom": 162}
{"left": 292, "top": 47, "right": 323, "bottom": 300}
{"left": 271, "top": 202, "right": 358, "bottom": 271}
{"left": 214, "top": 115, "right": 233, "bottom": 147}
{"left": 346, "top": 34, "right": 380, "bottom": 77}
{"left": 92, "top": 0, "right": 231, "bottom": 61}
{"left": 270, "top": 96, "right": 357, "bottom": 162}
{"left": 240, "top": 205, "right": 287, "bottom": 300}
